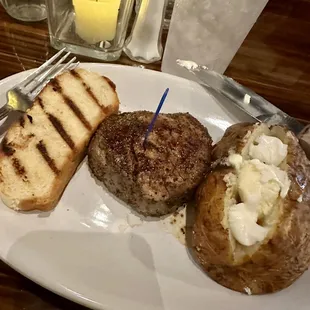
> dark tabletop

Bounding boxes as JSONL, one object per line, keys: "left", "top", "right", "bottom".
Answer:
{"left": 0, "top": 0, "right": 310, "bottom": 309}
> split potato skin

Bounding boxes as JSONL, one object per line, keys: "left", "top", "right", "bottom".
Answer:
{"left": 192, "top": 122, "right": 310, "bottom": 294}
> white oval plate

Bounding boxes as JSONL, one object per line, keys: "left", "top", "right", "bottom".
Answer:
{"left": 0, "top": 64, "right": 309, "bottom": 310}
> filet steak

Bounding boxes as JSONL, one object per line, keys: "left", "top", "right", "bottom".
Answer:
{"left": 88, "top": 111, "right": 213, "bottom": 216}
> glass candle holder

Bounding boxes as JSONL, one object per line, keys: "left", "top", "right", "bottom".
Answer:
{"left": 1, "top": 0, "right": 46, "bottom": 22}
{"left": 46, "top": 0, "right": 134, "bottom": 61}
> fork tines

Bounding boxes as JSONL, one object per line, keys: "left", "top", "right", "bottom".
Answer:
{"left": 17, "top": 48, "right": 78, "bottom": 100}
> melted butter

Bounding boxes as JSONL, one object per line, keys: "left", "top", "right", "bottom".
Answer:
{"left": 249, "top": 134, "right": 287, "bottom": 166}
{"left": 226, "top": 135, "right": 290, "bottom": 246}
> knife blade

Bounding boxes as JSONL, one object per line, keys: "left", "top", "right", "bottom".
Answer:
{"left": 179, "top": 64, "right": 305, "bottom": 135}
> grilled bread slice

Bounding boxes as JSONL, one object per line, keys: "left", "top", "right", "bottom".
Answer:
{"left": 0, "top": 68, "right": 120, "bottom": 211}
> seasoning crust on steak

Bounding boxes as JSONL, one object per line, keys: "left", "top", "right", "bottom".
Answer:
{"left": 88, "top": 111, "right": 213, "bottom": 216}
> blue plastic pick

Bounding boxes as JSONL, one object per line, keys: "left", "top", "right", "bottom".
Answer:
{"left": 143, "top": 87, "right": 170, "bottom": 147}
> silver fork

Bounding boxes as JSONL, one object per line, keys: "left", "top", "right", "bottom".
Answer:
{"left": 0, "top": 48, "right": 79, "bottom": 121}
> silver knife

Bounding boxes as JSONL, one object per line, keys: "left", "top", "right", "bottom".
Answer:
{"left": 178, "top": 62, "right": 310, "bottom": 156}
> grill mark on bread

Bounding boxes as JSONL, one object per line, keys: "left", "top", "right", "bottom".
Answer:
{"left": 2, "top": 138, "right": 15, "bottom": 156}
{"left": 50, "top": 79, "right": 62, "bottom": 92}
{"left": 70, "top": 70, "right": 80, "bottom": 78}
{"left": 36, "top": 140, "right": 60, "bottom": 175}
{"left": 48, "top": 114, "right": 75, "bottom": 150}
{"left": 37, "top": 97, "right": 75, "bottom": 150}
{"left": 70, "top": 70, "right": 104, "bottom": 111}
{"left": 27, "top": 114, "right": 33, "bottom": 124}
{"left": 12, "top": 157, "right": 26, "bottom": 177}
{"left": 103, "top": 76, "right": 116, "bottom": 91}
{"left": 19, "top": 117, "right": 25, "bottom": 127}
{"left": 38, "top": 97, "right": 44, "bottom": 109}
{"left": 63, "top": 95, "right": 92, "bottom": 131}
{"left": 51, "top": 78, "right": 92, "bottom": 131}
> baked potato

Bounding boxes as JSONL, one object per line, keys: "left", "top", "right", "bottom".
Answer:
{"left": 192, "top": 122, "right": 310, "bottom": 295}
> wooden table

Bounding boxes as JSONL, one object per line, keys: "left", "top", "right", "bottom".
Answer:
{"left": 0, "top": 0, "right": 310, "bottom": 309}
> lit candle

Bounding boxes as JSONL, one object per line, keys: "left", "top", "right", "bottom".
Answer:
{"left": 73, "top": 0, "right": 121, "bottom": 45}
